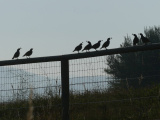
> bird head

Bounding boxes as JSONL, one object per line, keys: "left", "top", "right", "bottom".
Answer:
{"left": 108, "top": 38, "right": 112, "bottom": 40}
{"left": 18, "top": 48, "right": 21, "bottom": 50}
{"left": 132, "top": 34, "right": 137, "bottom": 37}
{"left": 30, "top": 48, "right": 33, "bottom": 51}
{"left": 86, "top": 41, "right": 91, "bottom": 44}
{"left": 99, "top": 40, "right": 103, "bottom": 42}
{"left": 139, "top": 33, "right": 143, "bottom": 36}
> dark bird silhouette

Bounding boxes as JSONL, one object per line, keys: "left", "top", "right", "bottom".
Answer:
{"left": 12, "top": 48, "right": 21, "bottom": 59}
{"left": 82, "top": 41, "right": 92, "bottom": 52}
{"left": 139, "top": 33, "right": 150, "bottom": 45}
{"left": 101, "top": 38, "right": 112, "bottom": 49}
{"left": 23, "top": 48, "right": 33, "bottom": 58}
{"left": 92, "top": 40, "right": 103, "bottom": 51}
{"left": 132, "top": 34, "right": 139, "bottom": 46}
{"left": 73, "top": 42, "right": 83, "bottom": 53}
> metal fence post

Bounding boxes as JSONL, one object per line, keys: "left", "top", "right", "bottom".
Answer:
{"left": 61, "top": 59, "right": 69, "bottom": 120}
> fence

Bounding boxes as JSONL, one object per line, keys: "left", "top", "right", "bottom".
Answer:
{"left": 1, "top": 43, "right": 160, "bottom": 120}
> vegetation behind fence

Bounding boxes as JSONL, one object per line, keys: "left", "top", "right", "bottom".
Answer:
{"left": 0, "top": 44, "right": 160, "bottom": 120}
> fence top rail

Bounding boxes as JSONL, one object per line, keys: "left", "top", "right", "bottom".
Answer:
{"left": 0, "top": 43, "right": 160, "bottom": 66}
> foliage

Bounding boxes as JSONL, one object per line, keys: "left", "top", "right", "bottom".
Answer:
{"left": 0, "top": 85, "right": 160, "bottom": 120}
{"left": 105, "top": 26, "right": 160, "bottom": 88}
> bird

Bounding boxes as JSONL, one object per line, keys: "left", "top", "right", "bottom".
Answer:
{"left": 12, "top": 48, "right": 21, "bottom": 59}
{"left": 139, "top": 33, "right": 150, "bottom": 45}
{"left": 73, "top": 42, "right": 83, "bottom": 53}
{"left": 23, "top": 48, "right": 33, "bottom": 58}
{"left": 92, "top": 40, "right": 103, "bottom": 51}
{"left": 100, "top": 38, "right": 112, "bottom": 49}
{"left": 82, "top": 41, "right": 92, "bottom": 52}
{"left": 132, "top": 34, "right": 139, "bottom": 46}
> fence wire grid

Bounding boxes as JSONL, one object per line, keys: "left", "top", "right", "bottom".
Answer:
{"left": 0, "top": 47, "right": 160, "bottom": 120}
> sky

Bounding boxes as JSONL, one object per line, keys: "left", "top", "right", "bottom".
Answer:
{"left": 0, "top": 0, "right": 160, "bottom": 60}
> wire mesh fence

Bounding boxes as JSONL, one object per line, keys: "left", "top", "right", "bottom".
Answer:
{"left": 0, "top": 62, "right": 62, "bottom": 120}
{"left": 69, "top": 56, "right": 110, "bottom": 94}
{"left": 0, "top": 45, "right": 160, "bottom": 120}
{"left": 69, "top": 50, "right": 160, "bottom": 120}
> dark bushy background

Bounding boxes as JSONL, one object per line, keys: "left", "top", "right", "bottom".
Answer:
{"left": 105, "top": 26, "right": 160, "bottom": 88}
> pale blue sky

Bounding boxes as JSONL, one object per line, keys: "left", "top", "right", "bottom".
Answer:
{"left": 0, "top": 0, "right": 160, "bottom": 60}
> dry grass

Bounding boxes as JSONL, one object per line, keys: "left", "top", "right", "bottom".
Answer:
{"left": 27, "top": 87, "right": 34, "bottom": 120}
{"left": 0, "top": 85, "right": 160, "bottom": 120}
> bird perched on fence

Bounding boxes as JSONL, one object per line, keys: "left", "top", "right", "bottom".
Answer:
{"left": 132, "top": 34, "right": 139, "bottom": 46}
{"left": 92, "top": 40, "right": 103, "bottom": 51}
{"left": 100, "top": 38, "right": 112, "bottom": 49}
{"left": 82, "top": 41, "right": 92, "bottom": 52}
{"left": 12, "top": 48, "right": 21, "bottom": 59}
{"left": 73, "top": 42, "right": 83, "bottom": 53}
{"left": 23, "top": 48, "right": 33, "bottom": 58}
{"left": 139, "top": 33, "right": 150, "bottom": 45}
